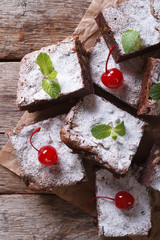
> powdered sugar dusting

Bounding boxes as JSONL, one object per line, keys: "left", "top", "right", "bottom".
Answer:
{"left": 65, "top": 94, "right": 145, "bottom": 175}
{"left": 9, "top": 115, "right": 85, "bottom": 190}
{"left": 102, "top": 0, "right": 160, "bottom": 55}
{"left": 96, "top": 168, "right": 151, "bottom": 237}
{"left": 17, "top": 37, "right": 84, "bottom": 106}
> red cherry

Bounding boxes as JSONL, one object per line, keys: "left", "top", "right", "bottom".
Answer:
{"left": 30, "top": 127, "right": 58, "bottom": 165}
{"left": 101, "top": 46, "right": 123, "bottom": 89}
{"left": 115, "top": 191, "right": 135, "bottom": 209}
{"left": 38, "top": 145, "right": 58, "bottom": 166}
{"left": 87, "top": 191, "right": 134, "bottom": 210}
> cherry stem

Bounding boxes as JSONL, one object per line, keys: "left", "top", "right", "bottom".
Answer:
{"left": 106, "top": 46, "right": 115, "bottom": 73}
{"left": 30, "top": 127, "right": 41, "bottom": 152}
{"left": 87, "top": 196, "right": 115, "bottom": 208}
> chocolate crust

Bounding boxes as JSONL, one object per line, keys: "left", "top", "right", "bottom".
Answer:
{"left": 96, "top": 12, "right": 160, "bottom": 63}
{"left": 140, "top": 140, "right": 160, "bottom": 187}
{"left": 137, "top": 58, "right": 155, "bottom": 115}
{"left": 75, "top": 38, "right": 94, "bottom": 94}
{"left": 95, "top": 12, "right": 121, "bottom": 63}
{"left": 137, "top": 58, "right": 160, "bottom": 116}
{"left": 18, "top": 87, "right": 92, "bottom": 112}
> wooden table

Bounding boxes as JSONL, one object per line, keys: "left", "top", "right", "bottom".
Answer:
{"left": 0, "top": 1, "right": 110, "bottom": 239}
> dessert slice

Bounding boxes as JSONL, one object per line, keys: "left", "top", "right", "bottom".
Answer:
{"left": 140, "top": 140, "right": 160, "bottom": 191}
{"left": 95, "top": 168, "right": 151, "bottom": 237}
{"left": 17, "top": 36, "right": 93, "bottom": 112}
{"left": 90, "top": 36, "right": 145, "bottom": 109}
{"left": 61, "top": 94, "right": 145, "bottom": 176}
{"left": 8, "top": 115, "right": 85, "bottom": 191}
{"left": 96, "top": 0, "right": 160, "bottom": 63}
{"left": 138, "top": 58, "right": 160, "bottom": 116}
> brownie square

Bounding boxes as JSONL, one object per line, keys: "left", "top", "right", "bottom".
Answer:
{"left": 90, "top": 36, "right": 147, "bottom": 109}
{"left": 8, "top": 115, "right": 86, "bottom": 191}
{"left": 96, "top": 0, "right": 160, "bottom": 63}
{"left": 96, "top": 168, "right": 151, "bottom": 237}
{"left": 17, "top": 37, "right": 93, "bottom": 112}
{"left": 61, "top": 94, "right": 145, "bottom": 176}
{"left": 138, "top": 58, "right": 160, "bottom": 116}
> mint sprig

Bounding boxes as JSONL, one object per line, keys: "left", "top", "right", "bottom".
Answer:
{"left": 91, "top": 121, "right": 126, "bottom": 141}
{"left": 36, "top": 52, "right": 53, "bottom": 77}
{"left": 42, "top": 79, "right": 60, "bottom": 99}
{"left": 36, "top": 53, "right": 60, "bottom": 99}
{"left": 121, "top": 30, "right": 142, "bottom": 54}
{"left": 91, "top": 124, "right": 112, "bottom": 139}
{"left": 149, "top": 83, "right": 160, "bottom": 101}
{"left": 48, "top": 71, "right": 58, "bottom": 80}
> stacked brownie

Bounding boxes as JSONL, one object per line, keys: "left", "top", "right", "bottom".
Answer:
{"left": 8, "top": 115, "right": 86, "bottom": 191}
{"left": 17, "top": 37, "right": 93, "bottom": 112}
{"left": 8, "top": 0, "right": 160, "bottom": 238}
{"left": 61, "top": 94, "right": 145, "bottom": 176}
{"left": 96, "top": 0, "right": 160, "bottom": 63}
{"left": 96, "top": 169, "right": 151, "bottom": 238}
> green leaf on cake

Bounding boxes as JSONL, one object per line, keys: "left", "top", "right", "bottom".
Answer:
{"left": 48, "top": 71, "right": 58, "bottom": 80}
{"left": 91, "top": 124, "right": 112, "bottom": 139}
{"left": 149, "top": 83, "right": 160, "bottom": 101}
{"left": 91, "top": 121, "right": 126, "bottom": 141}
{"left": 36, "top": 52, "right": 53, "bottom": 77}
{"left": 42, "top": 79, "right": 61, "bottom": 99}
{"left": 121, "top": 30, "right": 142, "bottom": 54}
{"left": 114, "top": 121, "right": 126, "bottom": 136}
{"left": 111, "top": 130, "right": 117, "bottom": 141}
{"left": 36, "top": 53, "right": 61, "bottom": 98}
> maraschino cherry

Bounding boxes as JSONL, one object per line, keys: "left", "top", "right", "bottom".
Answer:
{"left": 88, "top": 191, "right": 134, "bottom": 210}
{"left": 101, "top": 46, "right": 123, "bottom": 89}
{"left": 30, "top": 127, "right": 58, "bottom": 166}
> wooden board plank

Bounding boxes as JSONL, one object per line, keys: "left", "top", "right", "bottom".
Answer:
{"left": 0, "top": 194, "right": 102, "bottom": 240}
{"left": 0, "top": 134, "right": 8, "bottom": 150}
{"left": 0, "top": 0, "right": 92, "bottom": 60}
{"left": 0, "top": 62, "right": 22, "bottom": 134}
{"left": 0, "top": 164, "right": 31, "bottom": 193}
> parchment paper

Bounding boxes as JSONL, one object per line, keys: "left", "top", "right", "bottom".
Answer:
{"left": 0, "top": 0, "right": 160, "bottom": 238}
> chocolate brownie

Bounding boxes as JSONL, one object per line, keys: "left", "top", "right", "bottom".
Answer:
{"left": 138, "top": 58, "right": 160, "bottom": 116}
{"left": 17, "top": 36, "right": 93, "bottom": 112}
{"left": 96, "top": 0, "right": 160, "bottom": 63}
{"left": 96, "top": 168, "right": 151, "bottom": 237}
{"left": 140, "top": 140, "right": 160, "bottom": 191}
{"left": 60, "top": 94, "right": 145, "bottom": 176}
{"left": 8, "top": 115, "right": 86, "bottom": 191}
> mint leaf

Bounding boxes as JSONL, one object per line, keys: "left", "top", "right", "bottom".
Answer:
{"left": 36, "top": 53, "right": 53, "bottom": 77}
{"left": 114, "top": 121, "right": 126, "bottom": 136}
{"left": 91, "top": 124, "right": 112, "bottom": 139}
{"left": 111, "top": 130, "right": 117, "bottom": 141}
{"left": 42, "top": 79, "right": 61, "bottom": 99}
{"left": 149, "top": 83, "right": 160, "bottom": 101}
{"left": 48, "top": 71, "right": 58, "bottom": 80}
{"left": 121, "top": 30, "right": 142, "bottom": 54}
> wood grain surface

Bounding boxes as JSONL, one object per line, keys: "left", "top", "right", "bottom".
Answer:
{"left": 0, "top": 0, "right": 92, "bottom": 60}
{"left": 0, "top": 194, "right": 100, "bottom": 240}
{"left": 0, "top": 0, "right": 110, "bottom": 239}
